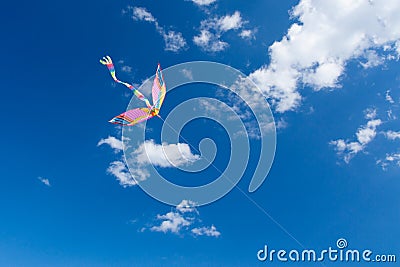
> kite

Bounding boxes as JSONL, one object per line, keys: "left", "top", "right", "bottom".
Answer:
{"left": 100, "top": 56, "right": 166, "bottom": 126}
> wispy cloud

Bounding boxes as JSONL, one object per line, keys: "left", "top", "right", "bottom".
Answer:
{"left": 107, "top": 161, "right": 139, "bottom": 187}
{"left": 193, "top": 11, "right": 252, "bottom": 52}
{"left": 377, "top": 153, "right": 400, "bottom": 170}
{"left": 176, "top": 200, "right": 198, "bottom": 213}
{"left": 162, "top": 31, "right": 187, "bottom": 52}
{"left": 117, "top": 60, "right": 133, "bottom": 74}
{"left": 330, "top": 109, "right": 382, "bottom": 163}
{"left": 276, "top": 118, "right": 288, "bottom": 130}
{"left": 385, "top": 130, "right": 400, "bottom": 140}
{"left": 190, "top": 0, "right": 217, "bottom": 6}
{"left": 132, "top": 7, "right": 155, "bottom": 22}
{"left": 250, "top": 0, "right": 400, "bottom": 113}
{"left": 38, "top": 177, "right": 51, "bottom": 187}
{"left": 385, "top": 154, "right": 400, "bottom": 165}
{"left": 192, "top": 225, "right": 220, "bottom": 237}
{"left": 193, "top": 30, "right": 228, "bottom": 52}
{"left": 121, "top": 66, "right": 132, "bottom": 73}
{"left": 129, "top": 7, "right": 187, "bottom": 52}
{"left": 97, "top": 136, "right": 124, "bottom": 153}
{"left": 360, "top": 50, "right": 385, "bottom": 69}
{"left": 147, "top": 200, "right": 220, "bottom": 237}
{"left": 239, "top": 29, "right": 256, "bottom": 40}
{"left": 180, "top": 68, "right": 194, "bottom": 80}
{"left": 364, "top": 108, "right": 377, "bottom": 120}
{"left": 98, "top": 136, "right": 144, "bottom": 187}
{"left": 386, "top": 90, "right": 395, "bottom": 104}
{"left": 387, "top": 109, "right": 395, "bottom": 120}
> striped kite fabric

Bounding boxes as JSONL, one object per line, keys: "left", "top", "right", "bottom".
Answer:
{"left": 109, "top": 108, "right": 153, "bottom": 126}
{"left": 152, "top": 64, "right": 166, "bottom": 110}
{"left": 100, "top": 56, "right": 166, "bottom": 126}
{"left": 100, "top": 56, "right": 152, "bottom": 109}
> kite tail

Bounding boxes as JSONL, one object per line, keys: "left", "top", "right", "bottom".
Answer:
{"left": 100, "top": 56, "right": 152, "bottom": 108}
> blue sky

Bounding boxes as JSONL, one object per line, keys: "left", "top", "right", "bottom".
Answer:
{"left": 1, "top": 0, "right": 399, "bottom": 266}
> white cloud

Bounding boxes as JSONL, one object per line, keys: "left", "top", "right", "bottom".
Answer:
{"left": 118, "top": 140, "right": 199, "bottom": 183}
{"left": 377, "top": 153, "right": 400, "bottom": 170}
{"left": 193, "top": 11, "right": 251, "bottom": 52}
{"left": 97, "top": 136, "right": 124, "bottom": 152}
{"left": 38, "top": 177, "right": 51, "bottom": 187}
{"left": 101, "top": 138, "right": 199, "bottom": 185}
{"left": 180, "top": 68, "right": 194, "bottom": 80}
{"left": 387, "top": 109, "right": 397, "bottom": 120}
{"left": 250, "top": 0, "right": 400, "bottom": 113}
{"left": 150, "top": 200, "right": 196, "bottom": 234}
{"left": 129, "top": 6, "right": 187, "bottom": 52}
{"left": 117, "top": 60, "right": 133, "bottom": 73}
{"left": 218, "top": 11, "right": 243, "bottom": 31}
{"left": 385, "top": 130, "right": 400, "bottom": 140}
{"left": 151, "top": 212, "right": 191, "bottom": 233}
{"left": 276, "top": 118, "right": 288, "bottom": 129}
{"left": 162, "top": 31, "right": 187, "bottom": 52}
{"left": 128, "top": 167, "right": 150, "bottom": 184}
{"left": 133, "top": 140, "right": 200, "bottom": 168}
{"left": 192, "top": 225, "right": 221, "bottom": 237}
{"left": 193, "top": 29, "right": 228, "bottom": 52}
{"left": 239, "top": 29, "right": 255, "bottom": 39}
{"left": 302, "top": 61, "right": 344, "bottom": 89}
{"left": 396, "top": 41, "right": 400, "bottom": 57}
{"left": 330, "top": 139, "right": 363, "bottom": 163}
{"left": 132, "top": 7, "right": 155, "bottom": 22}
{"left": 360, "top": 50, "right": 385, "bottom": 68}
{"left": 107, "top": 161, "right": 140, "bottom": 187}
{"left": 193, "top": 29, "right": 211, "bottom": 46}
{"left": 385, "top": 153, "right": 400, "bottom": 164}
{"left": 147, "top": 200, "right": 220, "bottom": 237}
{"left": 176, "top": 200, "right": 197, "bottom": 213}
{"left": 121, "top": 65, "right": 132, "bottom": 73}
{"left": 191, "top": 0, "right": 216, "bottom": 6}
{"left": 386, "top": 90, "right": 395, "bottom": 104}
{"left": 330, "top": 111, "right": 382, "bottom": 163}
{"left": 364, "top": 108, "right": 377, "bottom": 119}
{"left": 197, "top": 80, "right": 276, "bottom": 140}
{"left": 250, "top": 66, "right": 301, "bottom": 113}
{"left": 356, "top": 119, "right": 381, "bottom": 144}
{"left": 97, "top": 136, "right": 147, "bottom": 186}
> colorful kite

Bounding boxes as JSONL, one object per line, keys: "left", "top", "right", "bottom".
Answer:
{"left": 100, "top": 56, "right": 166, "bottom": 126}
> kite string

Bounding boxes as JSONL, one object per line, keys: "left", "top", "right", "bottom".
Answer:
{"left": 98, "top": 55, "right": 319, "bottom": 265}
{"left": 155, "top": 115, "right": 201, "bottom": 156}
{"left": 155, "top": 115, "right": 315, "bottom": 255}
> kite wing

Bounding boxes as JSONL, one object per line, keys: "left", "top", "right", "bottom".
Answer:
{"left": 100, "top": 56, "right": 152, "bottom": 108}
{"left": 109, "top": 108, "right": 153, "bottom": 126}
{"left": 151, "top": 64, "right": 167, "bottom": 110}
